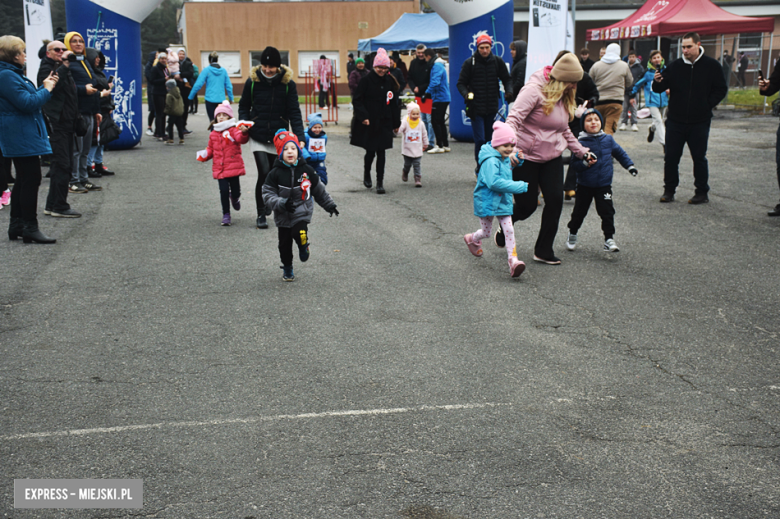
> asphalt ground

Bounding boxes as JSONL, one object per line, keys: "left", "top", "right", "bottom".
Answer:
{"left": 1, "top": 105, "right": 779, "bottom": 518}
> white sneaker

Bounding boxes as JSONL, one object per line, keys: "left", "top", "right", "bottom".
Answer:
{"left": 618, "top": 123, "right": 627, "bottom": 131}
{"left": 427, "top": 146, "right": 444, "bottom": 154}
{"left": 566, "top": 233, "right": 578, "bottom": 251}
{"left": 145, "top": 128, "right": 154, "bottom": 136}
{"left": 630, "top": 124, "right": 639, "bottom": 132}
{"left": 603, "top": 238, "right": 619, "bottom": 252}
{"left": 442, "top": 147, "right": 451, "bottom": 152}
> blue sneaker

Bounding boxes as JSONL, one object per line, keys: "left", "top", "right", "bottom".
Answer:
{"left": 281, "top": 265, "right": 294, "bottom": 282}
{"left": 299, "top": 243, "right": 310, "bottom": 262}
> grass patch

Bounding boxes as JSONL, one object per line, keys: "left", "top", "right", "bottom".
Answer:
{"left": 726, "top": 88, "right": 778, "bottom": 107}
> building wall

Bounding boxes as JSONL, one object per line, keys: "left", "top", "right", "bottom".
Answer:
{"left": 182, "top": 0, "right": 419, "bottom": 96}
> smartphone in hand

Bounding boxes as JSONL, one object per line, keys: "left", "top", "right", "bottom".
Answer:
{"left": 108, "top": 75, "right": 114, "bottom": 83}
{"left": 758, "top": 70, "right": 765, "bottom": 81}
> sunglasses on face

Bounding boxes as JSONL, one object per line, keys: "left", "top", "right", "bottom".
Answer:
{"left": 51, "top": 48, "right": 66, "bottom": 52}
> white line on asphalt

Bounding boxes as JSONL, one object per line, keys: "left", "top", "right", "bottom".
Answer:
{"left": 0, "top": 402, "right": 511, "bottom": 441}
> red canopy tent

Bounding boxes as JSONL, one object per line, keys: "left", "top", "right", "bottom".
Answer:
{"left": 586, "top": 0, "right": 775, "bottom": 41}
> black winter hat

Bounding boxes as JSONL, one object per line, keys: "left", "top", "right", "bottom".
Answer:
{"left": 260, "top": 46, "right": 282, "bottom": 68}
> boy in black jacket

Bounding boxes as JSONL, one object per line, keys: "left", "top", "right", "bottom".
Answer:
{"left": 262, "top": 130, "right": 338, "bottom": 282}
{"left": 652, "top": 32, "right": 727, "bottom": 205}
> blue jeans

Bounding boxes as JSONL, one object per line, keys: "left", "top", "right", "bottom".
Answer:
{"left": 421, "top": 112, "right": 435, "bottom": 147}
{"left": 470, "top": 114, "right": 495, "bottom": 164}
{"left": 71, "top": 115, "right": 93, "bottom": 184}
{"left": 88, "top": 143, "right": 103, "bottom": 166}
{"left": 664, "top": 119, "right": 711, "bottom": 195}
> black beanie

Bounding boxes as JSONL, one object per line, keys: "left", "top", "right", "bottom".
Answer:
{"left": 260, "top": 46, "right": 282, "bottom": 68}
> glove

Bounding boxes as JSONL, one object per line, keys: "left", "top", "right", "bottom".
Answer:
{"left": 628, "top": 166, "right": 638, "bottom": 177}
{"left": 284, "top": 197, "right": 295, "bottom": 213}
{"left": 328, "top": 206, "right": 339, "bottom": 217}
{"left": 584, "top": 152, "right": 597, "bottom": 163}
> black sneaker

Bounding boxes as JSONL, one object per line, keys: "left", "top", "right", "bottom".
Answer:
{"left": 69, "top": 183, "right": 88, "bottom": 194}
{"left": 647, "top": 126, "right": 655, "bottom": 143}
{"left": 659, "top": 192, "right": 675, "bottom": 203}
{"left": 51, "top": 208, "right": 82, "bottom": 218}
{"left": 494, "top": 229, "right": 505, "bottom": 248}
{"left": 299, "top": 243, "right": 310, "bottom": 262}
{"left": 376, "top": 186, "right": 386, "bottom": 194}
{"left": 281, "top": 265, "right": 295, "bottom": 282}
{"left": 83, "top": 181, "right": 102, "bottom": 191}
{"left": 688, "top": 193, "right": 709, "bottom": 205}
{"left": 768, "top": 204, "right": 780, "bottom": 217}
{"left": 533, "top": 255, "right": 562, "bottom": 265}
{"left": 256, "top": 214, "right": 268, "bottom": 229}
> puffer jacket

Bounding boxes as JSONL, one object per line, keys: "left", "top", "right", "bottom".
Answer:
{"left": 631, "top": 62, "right": 668, "bottom": 108}
{"left": 188, "top": 63, "right": 233, "bottom": 104}
{"left": 164, "top": 86, "right": 184, "bottom": 116}
{"left": 570, "top": 108, "right": 633, "bottom": 188}
{"left": 67, "top": 53, "right": 100, "bottom": 115}
{"left": 506, "top": 68, "right": 589, "bottom": 163}
{"left": 509, "top": 40, "right": 527, "bottom": 99}
{"left": 0, "top": 61, "right": 52, "bottom": 157}
{"left": 238, "top": 65, "right": 304, "bottom": 144}
{"left": 425, "top": 61, "right": 450, "bottom": 103}
{"left": 200, "top": 119, "right": 249, "bottom": 180}
{"left": 473, "top": 143, "right": 528, "bottom": 218}
{"left": 456, "top": 51, "right": 512, "bottom": 116}
{"left": 304, "top": 128, "right": 327, "bottom": 163}
{"left": 262, "top": 158, "right": 336, "bottom": 228}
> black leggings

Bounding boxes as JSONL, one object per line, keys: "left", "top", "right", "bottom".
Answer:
{"left": 0, "top": 150, "right": 13, "bottom": 192}
{"left": 510, "top": 156, "right": 565, "bottom": 259}
{"left": 431, "top": 102, "right": 449, "bottom": 148}
{"left": 8, "top": 156, "right": 42, "bottom": 223}
{"left": 254, "top": 151, "right": 277, "bottom": 215}
{"left": 364, "top": 149, "right": 386, "bottom": 184}
{"left": 218, "top": 177, "right": 241, "bottom": 215}
{"left": 153, "top": 94, "right": 166, "bottom": 138}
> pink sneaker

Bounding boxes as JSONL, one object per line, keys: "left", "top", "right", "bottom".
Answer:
{"left": 509, "top": 257, "right": 526, "bottom": 278}
{"left": 464, "top": 234, "right": 483, "bottom": 257}
{"left": 0, "top": 189, "right": 10, "bottom": 206}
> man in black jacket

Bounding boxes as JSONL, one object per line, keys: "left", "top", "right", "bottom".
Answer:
{"left": 38, "top": 42, "right": 81, "bottom": 217}
{"left": 456, "top": 33, "right": 512, "bottom": 165}
{"left": 178, "top": 49, "right": 194, "bottom": 133}
{"left": 759, "top": 64, "right": 780, "bottom": 216}
{"left": 509, "top": 40, "right": 526, "bottom": 99}
{"left": 579, "top": 48, "right": 595, "bottom": 73}
{"left": 407, "top": 44, "right": 435, "bottom": 149}
{"left": 653, "top": 32, "right": 727, "bottom": 204}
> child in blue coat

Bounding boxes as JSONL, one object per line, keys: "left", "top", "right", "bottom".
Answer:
{"left": 464, "top": 121, "right": 529, "bottom": 278}
{"left": 631, "top": 50, "right": 668, "bottom": 152}
{"left": 304, "top": 112, "right": 328, "bottom": 184}
{"left": 565, "top": 108, "right": 638, "bottom": 253}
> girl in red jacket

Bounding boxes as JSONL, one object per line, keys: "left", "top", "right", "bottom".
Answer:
{"left": 196, "top": 101, "right": 250, "bottom": 226}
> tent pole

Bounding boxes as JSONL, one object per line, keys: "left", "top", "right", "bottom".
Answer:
{"left": 765, "top": 32, "right": 774, "bottom": 114}
{"left": 572, "top": 0, "right": 576, "bottom": 49}
{"left": 657, "top": 35, "right": 661, "bottom": 50}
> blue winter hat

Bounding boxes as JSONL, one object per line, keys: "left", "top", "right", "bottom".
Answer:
{"left": 580, "top": 107, "right": 604, "bottom": 133}
{"left": 307, "top": 112, "right": 323, "bottom": 129}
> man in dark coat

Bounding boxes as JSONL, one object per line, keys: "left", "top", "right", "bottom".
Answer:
{"left": 144, "top": 49, "right": 162, "bottom": 136}
{"left": 407, "top": 44, "right": 435, "bottom": 149}
{"left": 653, "top": 32, "right": 728, "bottom": 204}
{"left": 737, "top": 52, "right": 748, "bottom": 87}
{"left": 579, "top": 48, "right": 595, "bottom": 73}
{"left": 509, "top": 40, "right": 527, "bottom": 99}
{"left": 456, "top": 33, "right": 512, "bottom": 165}
{"left": 721, "top": 50, "right": 735, "bottom": 87}
{"left": 178, "top": 49, "right": 195, "bottom": 132}
{"left": 38, "top": 41, "right": 81, "bottom": 217}
{"left": 346, "top": 53, "right": 356, "bottom": 76}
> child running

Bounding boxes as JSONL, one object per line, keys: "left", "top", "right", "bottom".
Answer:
{"left": 304, "top": 112, "right": 328, "bottom": 184}
{"left": 397, "top": 102, "right": 428, "bottom": 187}
{"left": 196, "top": 101, "right": 251, "bottom": 226}
{"left": 263, "top": 129, "right": 339, "bottom": 282}
{"left": 464, "top": 121, "right": 529, "bottom": 278}
{"left": 565, "top": 108, "right": 638, "bottom": 253}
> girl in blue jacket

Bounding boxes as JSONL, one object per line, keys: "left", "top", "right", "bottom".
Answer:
{"left": 631, "top": 50, "right": 668, "bottom": 151}
{"left": 464, "top": 121, "right": 529, "bottom": 278}
{"left": 188, "top": 52, "right": 234, "bottom": 121}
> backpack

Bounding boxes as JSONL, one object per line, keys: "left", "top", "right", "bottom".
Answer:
{"left": 192, "top": 64, "right": 199, "bottom": 81}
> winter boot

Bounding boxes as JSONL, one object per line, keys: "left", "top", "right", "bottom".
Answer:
{"left": 22, "top": 219, "right": 56, "bottom": 244}
{"left": 363, "top": 170, "right": 372, "bottom": 189}
{"left": 8, "top": 217, "right": 23, "bottom": 241}
{"left": 376, "top": 172, "right": 385, "bottom": 194}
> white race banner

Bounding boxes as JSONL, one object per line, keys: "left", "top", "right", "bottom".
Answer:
{"left": 23, "top": 0, "right": 53, "bottom": 84}
{"left": 525, "top": 0, "right": 570, "bottom": 83}
{"left": 90, "top": 0, "right": 163, "bottom": 24}
{"left": 425, "top": 0, "right": 509, "bottom": 26}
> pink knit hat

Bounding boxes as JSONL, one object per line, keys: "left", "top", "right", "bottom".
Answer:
{"left": 491, "top": 121, "right": 516, "bottom": 147}
{"left": 373, "top": 48, "right": 391, "bottom": 68}
{"left": 213, "top": 100, "right": 234, "bottom": 119}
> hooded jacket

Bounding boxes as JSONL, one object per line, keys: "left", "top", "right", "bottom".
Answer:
{"left": 350, "top": 70, "right": 401, "bottom": 151}
{"left": 509, "top": 40, "right": 527, "bottom": 99}
{"left": 200, "top": 119, "right": 249, "bottom": 180}
{"left": 164, "top": 85, "right": 184, "bottom": 116}
{"left": 85, "top": 48, "right": 114, "bottom": 114}
{"left": 506, "top": 68, "right": 589, "bottom": 163}
{"left": 238, "top": 64, "right": 304, "bottom": 144}
{"left": 0, "top": 61, "right": 52, "bottom": 157}
{"left": 425, "top": 61, "right": 450, "bottom": 103}
{"left": 570, "top": 108, "right": 633, "bottom": 188}
{"left": 188, "top": 63, "right": 234, "bottom": 104}
{"left": 179, "top": 55, "right": 194, "bottom": 95}
{"left": 144, "top": 51, "right": 158, "bottom": 95}
{"left": 37, "top": 56, "right": 78, "bottom": 128}
{"left": 473, "top": 143, "right": 528, "bottom": 218}
{"left": 304, "top": 113, "right": 327, "bottom": 163}
{"left": 457, "top": 51, "right": 512, "bottom": 116}
{"left": 262, "top": 158, "right": 336, "bottom": 228}
{"left": 631, "top": 61, "right": 668, "bottom": 108}
{"left": 589, "top": 48, "right": 634, "bottom": 105}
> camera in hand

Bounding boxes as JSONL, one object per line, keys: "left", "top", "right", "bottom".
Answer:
{"left": 67, "top": 53, "right": 79, "bottom": 62}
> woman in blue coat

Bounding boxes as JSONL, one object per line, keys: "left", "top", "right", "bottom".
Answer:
{"left": 0, "top": 35, "right": 58, "bottom": 243}
{"left": 424, "top": 49, "right": 451, "bottom": 153}
{"left": 631, "top": 50, "right": 668, "bottom": 152}
{"left": 188, "top": 52, "right": 234, "bottom": 122}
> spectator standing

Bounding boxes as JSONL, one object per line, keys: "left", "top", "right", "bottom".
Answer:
{"left": 589, "top": 43, "right": 634, "bottom": 135}
{"left": 0, "top": 35, "right": 59, "bottom": 243}
{"left": 424, "top": 48, "right": 450, "bottom": 154}
{"left": 237, "top": 46, "right": 304, "bottom": 229}
{"left": 457, "top": 34, "right": 512, "bottom": 167}
{"left": 348, "top": 58, "right": 369, "bottom": 100}
{"left": 164, "top": 79, "right": 185, "bottom": 144}
{"left": 737, "top": 52, "right": 748, "bottom": 88}
{"left": 144, "top": 49, "right": 160, "bottom": 136}
{"left": 407, "top": 44, "right": 435, "bottom": 150}
{"left": 509, "top": 40, "right": 527, "bottom": 100}
{"left": 188, "top": 51, "right": 234, "bottom": 122}
{"left": 756, "top": 61, "right": 780, "bottom": 215}
{"left": 178, "top": 49, "right": 194, "bottom": 132}
{"left": 653, "top": 32, "right": 727, "bottom": 204}
{"left": 85, "top": 48, "right": 115, "bottom": 177}
{"left": 579, "top": 48, "right": 595, "bottom": 73}
{"left": 618, "top": 49, "right": 644, "bottom": 131}
{"left": 37, "top": 41, "right": 80, "bottom": 218}
{"left": 721, "top": 50, "right": 735, "bottom": 87}
{"left": 390, "top": 55, "right": 406, "bottom": 95}
{"left": 148, "top": 52, "right": 169, "bottom": 141}
{"left": 347, "top": 53, "right": 356, "bottom": 76}
{"left": 350, "top": 48, "right": 401, "bottom": 194}
{"left": 631, "top": 50, "right": 668, "bottom": 153}
{"left": 64, "top": 32, "right": 101, "bottom": 193}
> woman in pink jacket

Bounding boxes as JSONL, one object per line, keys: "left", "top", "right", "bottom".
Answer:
{"left": 498, "top": 53, "right": 592, "bottom": 265}
{"left": 196, "top": 101, "right": 250, "bottom": 226}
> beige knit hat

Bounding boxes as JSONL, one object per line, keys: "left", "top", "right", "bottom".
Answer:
{"left": 550, "top": 53, "right": 583, "bottom": 83}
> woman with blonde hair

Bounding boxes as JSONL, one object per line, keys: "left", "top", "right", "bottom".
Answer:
{"left": 0, "top": 35, "right": 59, "bottom": 243}
{"left": 497, "top": 52, "right": 593, "bottom": 265}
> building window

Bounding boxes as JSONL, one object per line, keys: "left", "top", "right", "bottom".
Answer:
{"left": 739, "top": 33, "right": 762, "bottom": 50}
{"left": 250, "top": 50, "right": 290, "bottom": 69}
{"left": 200, "top": 51, "right": 242, "bottom": 77}
{"left": 298, "top": 51, "right": 340, "bottom": 77}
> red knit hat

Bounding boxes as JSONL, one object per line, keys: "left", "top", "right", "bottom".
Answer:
{"left": 476, "top": 34, "right": 493, "bottom": 47}
{"left": 273, "top": 129, "right": 301, "bottom": 159}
